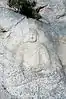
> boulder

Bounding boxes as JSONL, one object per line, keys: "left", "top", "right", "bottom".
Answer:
{"left": 0, "top": 0, "right": 66, "bottom": 99}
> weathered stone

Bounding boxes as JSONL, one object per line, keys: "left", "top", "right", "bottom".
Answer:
{"left": 0, "top": 0, "right": 66, "bottom": 99}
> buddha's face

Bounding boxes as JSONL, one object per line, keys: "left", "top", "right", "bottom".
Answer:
{"left": 20, "top": 27, "right": 50, "bottom": 71}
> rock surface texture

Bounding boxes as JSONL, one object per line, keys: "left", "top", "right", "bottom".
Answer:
{"left": 0, "top": 0, "right": 66, "bottom": 99}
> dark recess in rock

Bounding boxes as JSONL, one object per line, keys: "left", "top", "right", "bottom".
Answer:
{"left": 8, "top": 0, "right": 47, "bottom": 20}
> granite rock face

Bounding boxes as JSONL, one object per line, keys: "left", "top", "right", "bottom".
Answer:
{"left": 0, "top": 0, "right": 66, "bottom": 99}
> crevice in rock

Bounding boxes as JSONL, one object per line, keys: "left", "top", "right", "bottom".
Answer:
{"left": 58, "top": 56, "right": 66, "bottom": 84}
